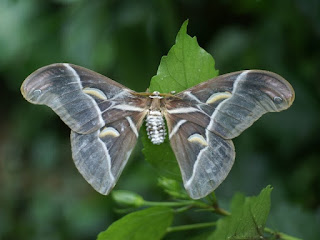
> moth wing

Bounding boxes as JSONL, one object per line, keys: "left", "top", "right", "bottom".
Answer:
{"left": 21, "top": 63, "right": 145, "bottom": 134}
{"left": 21, "top": 63, "right": 149, "bottom": 194}
{"left": 164, "top": 70, "right": 294, "bottom": 199}
{"left": 164, "top": 113, "right": 235, "bottom": 199}
{"left": 71, "top": 111, "right": 146, "bottom": 195}
{"left": 173, "top": 70, "right": 295, "bottom": 139}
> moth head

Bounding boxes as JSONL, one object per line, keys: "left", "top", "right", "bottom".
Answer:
{"left": 149, "top": 91, "right": 163, "bottom": 99}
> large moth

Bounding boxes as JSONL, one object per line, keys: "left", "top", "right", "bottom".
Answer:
{"left": 21, "top": 63, "right": 295, "bottom": 199}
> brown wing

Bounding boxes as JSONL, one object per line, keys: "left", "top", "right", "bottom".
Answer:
{"left": 164, "top": 70, "right": 294, "bottom": 199}
{"left": 21, "top": 63, "right": 149, "bottom": 194}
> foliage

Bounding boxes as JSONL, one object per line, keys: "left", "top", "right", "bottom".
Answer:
{"left": 106, "top": 185, "right": 301, "bottom": 240}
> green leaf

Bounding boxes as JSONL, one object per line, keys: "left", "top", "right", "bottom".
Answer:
{"left": 143, "top": 20, "right": 218, "bottom": 183}
{"left": 97, "top": 207, "right": 173, "bottom": 240}
{"left": 210, "top": 186, "right": 273, "bottom": 240}
{"left": 149, "top": 19, "right": 219, "bottom": 93}
{"left": 158, "top": 177, "right": 189, "bottom": 199}
{"left": 188, "top": 231, "right": 214, "bottom": 240}
{"left": 141, "top": 127, "right": 181, "bottom": 181}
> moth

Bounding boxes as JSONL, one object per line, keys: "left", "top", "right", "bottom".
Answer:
{"left": 21, "top": 63, "right": 295, "bottom": 199}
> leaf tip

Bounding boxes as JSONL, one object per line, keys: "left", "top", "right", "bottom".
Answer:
{"left": 176, "top": 19, "right": 189, "bottom": 42}
{"left": 263, "top": 185, "right": 273, "bottom": 193}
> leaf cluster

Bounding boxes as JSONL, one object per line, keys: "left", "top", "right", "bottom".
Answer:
{"left": 99, "top": 185, "right": 300, "bottom": 240}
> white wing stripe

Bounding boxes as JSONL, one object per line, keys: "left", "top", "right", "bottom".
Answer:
{"left": 63, "top": 63, "right": 105, "bottom": 127}
{"left": 167, "top": 107, "right": 200, "bottom": 114}
{"left": 126, "top": 116, "right": 139, "bottom": 137}
{"left": 98, "top": 135, "right": 115, "bottom": 185}
{"left": 184, "top": 91, "right": 202, "bottom": 103}
{"left": 232, "top": 70, "right": 250, "bottom": 94}
{"left": 112, "top": 104, "right": 145, "bottom": 112}
{"left": 169, "top": 120, "right": 187, "bottom": 139}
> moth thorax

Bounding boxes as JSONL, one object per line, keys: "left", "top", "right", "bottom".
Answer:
{"left": 146, "top": 110, "right": 166, "bottom": 145}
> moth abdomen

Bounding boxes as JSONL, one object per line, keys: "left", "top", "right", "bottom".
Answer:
{"left": 146, "top": 110, "right": 166, "bottom": 145}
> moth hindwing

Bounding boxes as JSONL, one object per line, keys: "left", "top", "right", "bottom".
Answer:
{"left": 21, "top": 64, "right": 295, "bottom": 199}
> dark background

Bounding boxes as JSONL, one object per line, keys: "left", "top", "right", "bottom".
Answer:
{"left": 0, "top": 0, "right": 319, "bottom": 239}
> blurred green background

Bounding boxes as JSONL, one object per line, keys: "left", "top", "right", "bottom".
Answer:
{"left": 0, "top": 0, "right": 319, "bottom": 239}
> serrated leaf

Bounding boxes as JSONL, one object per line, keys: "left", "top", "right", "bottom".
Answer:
{"left": 149, "top": 19, "right": 219, "bottom": 93}
{"left": 210, "top": 186, "right": 273, "bottom": 240}
{"left": 97, "top": 207, "right": 173, "bottom": 240}
{"left": 143, "top": 20, "right": 218, "bottom": 184}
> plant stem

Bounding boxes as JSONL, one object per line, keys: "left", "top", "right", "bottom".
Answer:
{"left": 167, "top": 221, "right": 216, "bottom": 233}
{"left": 143, "top": 199, "right": 212, "bottom": 208}
{"left": 143, "top": 199, "right": 231, "bottom": 216}
{"left": 143, "top": 200, "right": 196, "bottom": 207}
{"left": 264, "top": 227, "right": 303, "bottom": 240}
{"left": 214, "top": 206, "right": 231, "bottom": 216}
{"left": 174, "top": 205, "right": 193, "bottom": 213}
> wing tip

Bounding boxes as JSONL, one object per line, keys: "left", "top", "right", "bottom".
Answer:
{"left": 21, "top": 63, "right": 68, "bottom": 103}
{"left": 185, "top": 186, "right": 215, "bottom": 200}
{"left": 247, "top": 70, "right": 295, "bottom": 109}
{"left": 92, "top": 181, "right": 115, "bottom": 196}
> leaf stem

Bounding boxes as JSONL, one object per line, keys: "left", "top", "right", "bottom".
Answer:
{"left": 143, "top": 199, "right": 231, "bottom": 216}
{"left": 264, "top": 227, "right": 303, "bottom": 240}
{"left": 143, "top": 199, "right": 213, "bottom": 209}
{"left": 166, "top": 221, "right": 216, "bottom": 233}
{"left": 213, "top": 207, "right": 231, "bottom": 216}
{"left": 174, "top": 205, "right": 193, "bottom": 213}
{"left": 143, "top": 200, "right": 196, "bottom": 207}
